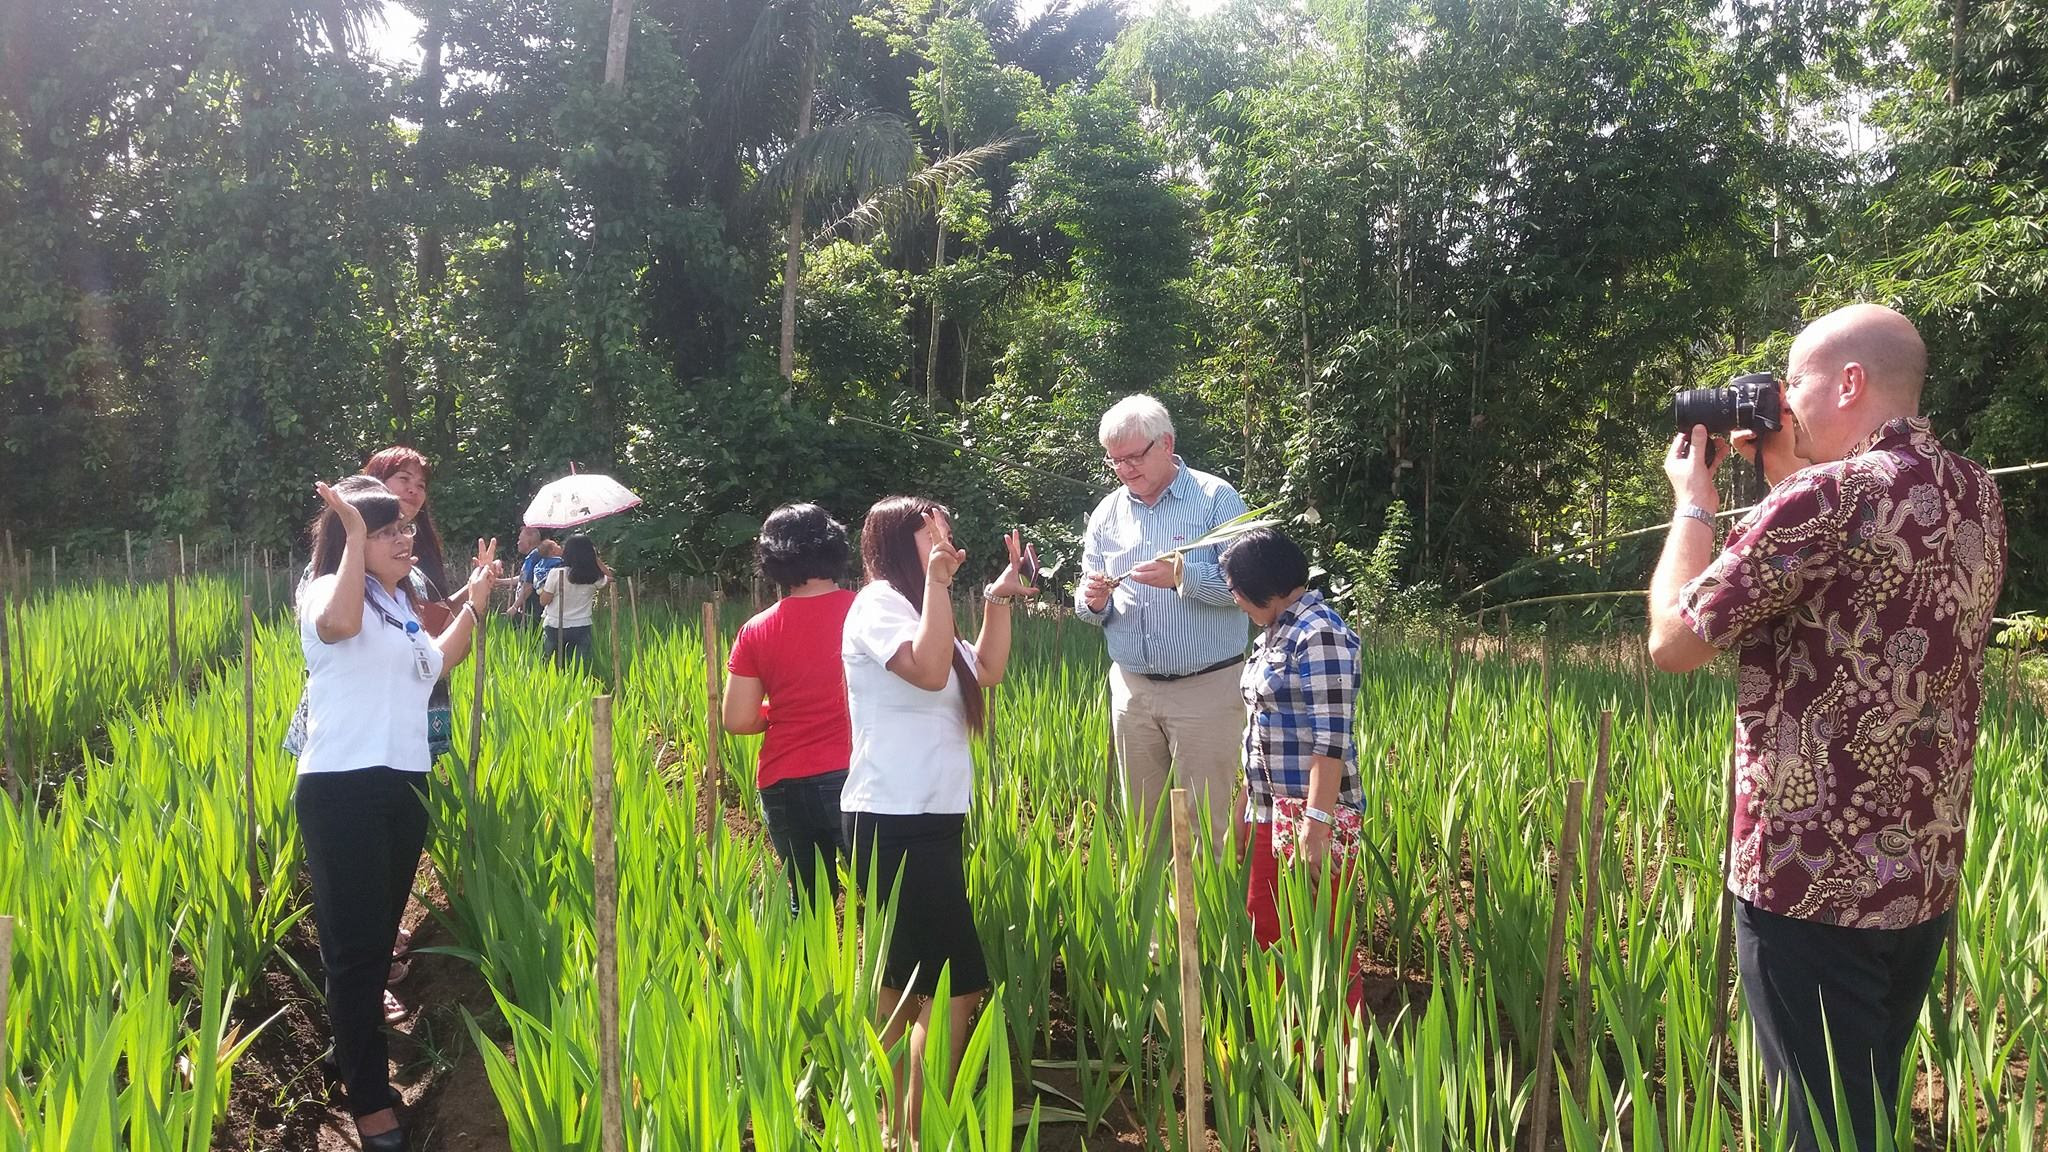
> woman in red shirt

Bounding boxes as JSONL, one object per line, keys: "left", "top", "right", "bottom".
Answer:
{"left": 722, "top": 504, "right": 857, "bottom": 910}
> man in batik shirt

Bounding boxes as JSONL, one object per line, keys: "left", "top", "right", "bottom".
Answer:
{"left": 1647, "top": 304, "right": 2007, "bottom": 1152}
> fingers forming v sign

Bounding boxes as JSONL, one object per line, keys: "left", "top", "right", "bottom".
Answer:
{"left": 924, "top": 511, "right": 965, "bottom": 584}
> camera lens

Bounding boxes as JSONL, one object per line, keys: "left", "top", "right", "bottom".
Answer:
{"left": 1672, "top": 387, "right": 1739, "bottom": 434}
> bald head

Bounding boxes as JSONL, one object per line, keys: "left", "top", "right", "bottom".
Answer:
{"left": 1791, "top": 303, "right": 1926, "bottom": 410}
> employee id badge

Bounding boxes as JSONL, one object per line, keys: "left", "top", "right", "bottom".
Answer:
{"left": 404, "top": 620, "right": 434, "bottom": 681}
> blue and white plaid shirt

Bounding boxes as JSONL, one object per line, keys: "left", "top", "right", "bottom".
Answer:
{"left": 1240, "top": 590, "right": 1364, "bottom": 823}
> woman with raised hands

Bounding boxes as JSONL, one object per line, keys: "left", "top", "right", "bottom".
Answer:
{"left": 296, "top": 475, "right": 499, "bottom": 1152}
{"left": 839, "top": 496, "right": 1034, "bottom": 1142}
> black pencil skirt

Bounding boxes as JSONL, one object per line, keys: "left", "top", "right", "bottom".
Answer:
{"left": 843, "top": 810, "right": 990, "bottom": 997}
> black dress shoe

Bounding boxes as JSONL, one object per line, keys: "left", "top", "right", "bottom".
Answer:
{"left": 357, "top": 1124, "right": 408, "bottom": 1152}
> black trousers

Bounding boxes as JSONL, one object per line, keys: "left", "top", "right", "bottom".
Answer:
{"left": 296, "top": 767, "right": 430, "bottom": 1117}
{"left": 758, "top": 770, "right": 849, "bottom": 911}
{"left": 1737, "top": 899, "right": 1951, "bottom": 1152}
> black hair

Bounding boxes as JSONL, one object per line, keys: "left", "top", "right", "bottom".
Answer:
{"left": 1219, "top": 527, "right": 1309, "bottom": 608}
{"left": 860, "top": 496, "right": 984, "bottom": 734}
{"left": 562, "top": 533, "right": 604, "bottom": 585}
{"left": 756, "top": 503, "right": 849, "bottom": 592}
{"left": 308, "top": 476, "right": 405, "bottom": 580}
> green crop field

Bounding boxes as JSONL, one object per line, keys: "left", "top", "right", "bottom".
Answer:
{"left": 0, "top": 591, "right": 2040, "bottom": 1150}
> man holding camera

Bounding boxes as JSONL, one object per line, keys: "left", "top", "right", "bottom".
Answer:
{"left": 1648, "top": 304, "right": 2007, "bottom": 1152}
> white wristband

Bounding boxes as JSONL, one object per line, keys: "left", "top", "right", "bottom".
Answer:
{"left": 1303, "top": 805, "right": 1336, "bottom": 827}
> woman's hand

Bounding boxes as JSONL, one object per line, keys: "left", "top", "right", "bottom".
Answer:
{"left": 316, "top": 481, "right": 367, "bottom": 540}
{"left": 924, "top": 511, "right": 966, "bottom": 587}
{"left": 1294, "top": 818, "right": 1331, "bottom": 869}
{"left": 987, "top": 530, "right": 1038, "bottom": 600}
{"left": 465, "top": 538, "right": 502, "bottom": 606}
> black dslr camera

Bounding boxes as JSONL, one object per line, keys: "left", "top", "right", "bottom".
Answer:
{"left": 1671, "top": 372, "right": 1782, "bottom": 463}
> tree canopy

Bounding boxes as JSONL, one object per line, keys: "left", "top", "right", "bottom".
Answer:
{"left": 3, "top": 0, "right": 2042, "bottom": 607}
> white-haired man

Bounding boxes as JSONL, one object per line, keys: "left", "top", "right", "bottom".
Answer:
{"left": 1075, "top": 395, "right": 1248, "bottom": 852}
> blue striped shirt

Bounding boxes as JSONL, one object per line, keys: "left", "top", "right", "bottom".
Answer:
{"left": 1074, "top": 459, "right": 1249, "bottom": 676}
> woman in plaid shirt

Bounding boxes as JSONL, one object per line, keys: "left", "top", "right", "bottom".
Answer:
{"left": 1220, "top": 527, "right": 1368, "bottom": 1010}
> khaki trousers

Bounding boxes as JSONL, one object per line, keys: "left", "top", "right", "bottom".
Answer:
{"left": 1109, "top": 662, "right": 1245, "bottom": 855}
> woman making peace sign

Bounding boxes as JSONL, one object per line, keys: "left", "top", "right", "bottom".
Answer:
{"left": 840, "top": 496, "right": 1034, "bottom": 1141}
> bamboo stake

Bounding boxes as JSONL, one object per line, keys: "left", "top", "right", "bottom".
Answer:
{"left": 1708, "top": 746, "right": 1740, "bottom": 1061}
{"left": 1527, "top": 779, "right": 1585, "bottom": 1152}
{"left": 701, "top": 601, "right": 722, "bottom": 834}
{"left": 1541, "top": 637, "right": 1556, "bottom": 780}
{"left": 627, "top": 576, "right": 640, "bottom": 662}
{"left": 242, "top": 597, "right": 261, "bottom": 903}
{"left": 263, "top": 549, "right": 274, "bottom": 616}
{"left": 591, "top": 696, "right": 624, "bottom": 1152}
{"left": 1637, "top": 642, "right": 1656, "bottom": 755}
{"left": 1170, "top": 788, "right": 1208, "bottom": 1152}
{"left": 178, "top": 534, "right": 186, "bottom": 577}
{"left": 0, "top": 584, "right": 16, "bottom": 805}
{"left": 49, "top": 545, "right": 55, "bottom": 587}
{"left": 0, "top": 916, "right": 13, "bottom": 1084}
{"left": 1570, "top": 711, "right": 1614, "bottom": 1103}
{"left": 467, "top": 602, "right": 487, "bottom": 818}
{"left": 608, "top": 583, "right": 622, "bottom": 687}
{"left": 167, "top": 578, "right": 181, "bottom": 689}
{"left": 125, "top": 531, "right": 134, "bottom": 583}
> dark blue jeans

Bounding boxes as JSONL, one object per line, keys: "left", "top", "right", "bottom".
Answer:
{"left": 1737, "top": 900, "right": 1951, "bottom": 1152}
{"left": 758, "top": 770, "right": 848, "bottom": 911}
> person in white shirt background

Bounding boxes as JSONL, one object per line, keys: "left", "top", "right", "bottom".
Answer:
{"left": 538, "top": 532, "right": 612, "bottom": 668}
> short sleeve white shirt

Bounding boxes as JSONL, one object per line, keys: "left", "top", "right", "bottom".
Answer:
{"left": 297, "top": 575, "right": 445, "bottom": 775}
{"left": 840, "top": 581, "right": 976, "bottom": 815}
{"left": 542, "top": 568, "right": 609, "bottom": 628}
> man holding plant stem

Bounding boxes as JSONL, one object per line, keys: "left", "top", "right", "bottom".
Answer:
{"left": 1075, "top": 394, "right": 1249, "bottom": 854}
{"left": 1647, "top": 304, "right": 2006, "bottom": 1152}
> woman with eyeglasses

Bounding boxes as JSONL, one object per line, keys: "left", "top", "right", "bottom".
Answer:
{"left": 297, "top": 475, "right": 499, "bottom": 1152}
{"left": 538, "top": 532, "right": 611, "bottom": 668}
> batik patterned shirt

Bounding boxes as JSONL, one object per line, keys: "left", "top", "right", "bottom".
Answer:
{"left": 1680, "top": 417, "right": 2006, "bottom": 927}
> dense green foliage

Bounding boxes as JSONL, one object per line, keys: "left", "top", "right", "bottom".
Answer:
{"left": 3, "top": 0, "right": 2043, "bottom": 602}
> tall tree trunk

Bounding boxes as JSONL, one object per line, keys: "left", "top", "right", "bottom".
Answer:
{"left": 779, "top": 29, "right": 821, "bottom": 384}
{"left": 1947, "top": 0, "right": 1966, "bottom": 106}
{"left": 419, "top": 4, "right": 452, "bottom": 448}
{"left": 606, "top": 0, "right": 635, "bottom": 90}
{"left": 925, "top": 222, "right": 945, "bottom": 412}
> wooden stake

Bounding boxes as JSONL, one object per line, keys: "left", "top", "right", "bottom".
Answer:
{"left": 2004, "top": 642, "right": 2019, "bottom": 734}
{"left": 590, "top": 696, "right": 624, "bottom": 1152}
{"left": 263, "top": 549, "right": 274, "bottom": 616}
{"left": 627, "top": 576, "right": 640, "bottom": 663}
{"left": 1708, "top": 747, "right": 1740, "bottom": 1061}
{"left": 608, "top": 583, "right": 622, "bottom": 687}
{"left": 242, "top": 597, "right": 261, "bottom": 903}
{"left": 167, "top": 578, "right": 181, "bottom": 689}
{"left": 1170, "top": 788, "right": 1208, "bottom": 1152}
{"left": 0, "top": 584, "right": 16, "bottom": 805}
{"left": 178, "top": 534, "right": 186, "bottom": 577}
{"left": 1541, "top": 638, "right": 1556, "bottom": 780}
{"left": 701, "top": 602, "right": 722, "bottom": 833}
{"left": 1570, "top": 711, "right": 1614, "bottom": 1103}
{"left": 1637, "top": 642, "right": 1656, "bottom": 755}
{"left": 1499, "top": 607, "right": 1510, "bottom": 661}
{"left": 49, "top": 545, "right": 55, "bottom": 587}
{"left": 1527, "top": 778, "right": 1585, "bottom": 1152}
{"left": 125, "top": 531, "right": 134, "bottom": 583}
{"left": 0, "top": 916, "right": 13, "bottom": 1085}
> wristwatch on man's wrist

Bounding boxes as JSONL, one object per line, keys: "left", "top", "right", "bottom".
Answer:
{"left": 1675, "top": 502, "right": 1716, "bottom": 529}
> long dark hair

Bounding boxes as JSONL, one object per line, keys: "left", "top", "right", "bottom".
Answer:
{"left": 859, "top": 496, "right": 984, "bottom": 734}
{"left": 363, "top": 445, "right": 449, "bottom": 597}
{"left": 757, "top": 503, "right": 849, "bottom": 592}
{"left": 562, "top": 534, "right": 604, "bottom": 585}
{"left": 307, "top": 476, "right": 404, "bottom": 580}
